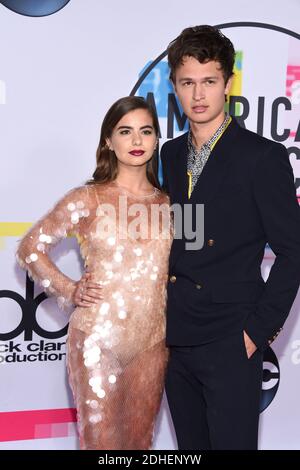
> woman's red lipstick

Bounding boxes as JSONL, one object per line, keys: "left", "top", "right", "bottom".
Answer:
{"left": 129, "top": 150, "right": 145, "bottom": 156}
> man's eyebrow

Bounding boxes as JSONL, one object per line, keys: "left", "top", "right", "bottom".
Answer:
{"left": 178, "top": 76, "right": 219, "bottom": 81}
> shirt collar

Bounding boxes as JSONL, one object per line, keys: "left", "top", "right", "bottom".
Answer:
{"left": 188, "top": 114, "right": 231, "bottom": 155}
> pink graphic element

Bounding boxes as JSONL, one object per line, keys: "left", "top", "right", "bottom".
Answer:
{"left": 286, "top": 65, "right": 300, "bottom": 97}
{"left": 285, "top": 40, "right": 300, "bottom": 197}
{"left": 34, "top": 423, "right": 52, "bottom": 439}
{"left": 51, "top": 422, "right": 70, "bottom": 438}
{"left": 0, "top": 408, "right": 77, "bottom": 442}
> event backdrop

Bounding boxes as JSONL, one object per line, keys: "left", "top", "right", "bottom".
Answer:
{"left": 0, "top": 0, "right": 299, "bottom": 449}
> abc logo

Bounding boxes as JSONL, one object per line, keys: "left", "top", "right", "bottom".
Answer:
{"left": 1, "top": 0, "right": 71, "bottom": 17}
{"left": 260, "top": 347, "right": 280, "bottom": 412}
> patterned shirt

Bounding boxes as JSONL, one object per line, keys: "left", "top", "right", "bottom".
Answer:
{"left": 187, "top": 114, "right": 232, "bottom": 198}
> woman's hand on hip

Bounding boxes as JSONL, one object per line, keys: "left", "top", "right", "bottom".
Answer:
{"left": 72, "top": 272, "right": 103, "bottom": 307}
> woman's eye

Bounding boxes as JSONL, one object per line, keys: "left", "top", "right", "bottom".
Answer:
{"left": 120, "top": 130, "right": 130, "bottom": 135}
{"left": 142, "top": 130, "right": 153, "bottom": 135}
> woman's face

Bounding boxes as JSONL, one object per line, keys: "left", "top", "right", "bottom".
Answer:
{"left": 106, "top": 108, "right": 157, "bottom": 169}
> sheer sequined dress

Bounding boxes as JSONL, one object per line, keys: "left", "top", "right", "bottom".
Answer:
{"left": 16, "top": 181, "right": 172, "bottom": 449}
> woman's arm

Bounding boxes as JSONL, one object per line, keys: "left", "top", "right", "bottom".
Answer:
{"left": 16, "top": 186, "right": 90, "bottom": 310}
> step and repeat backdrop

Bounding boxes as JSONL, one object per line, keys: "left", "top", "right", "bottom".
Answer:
{"left": 0, "top": 0, "right": 299, "bottom": 450}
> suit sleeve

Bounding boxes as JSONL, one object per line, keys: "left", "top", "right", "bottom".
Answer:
{"left": 244, "top": 143, "right": 300, "bottom": 351}
{"left": 160, "top": 142, "right": 169, "bottom": 194}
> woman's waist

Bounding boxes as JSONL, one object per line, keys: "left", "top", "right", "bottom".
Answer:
{"left": 83, "top": 270, "right": 169, "bottom": 286}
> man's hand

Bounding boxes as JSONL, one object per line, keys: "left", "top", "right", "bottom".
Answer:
{"left": 72, "top": 272, "right": 103, "bottom": 307}
{"left": 243, "top": 330, "right": 257, "bottom": 359}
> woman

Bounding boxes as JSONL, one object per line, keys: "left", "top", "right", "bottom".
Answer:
{"left": 16, "top": 96, "right": 172, "bottom": 450}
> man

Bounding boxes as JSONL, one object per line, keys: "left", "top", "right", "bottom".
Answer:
{"left": 160, "top": 25, "right": 300, "bottom": 450}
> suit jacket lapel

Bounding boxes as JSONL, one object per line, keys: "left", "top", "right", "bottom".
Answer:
{"left": 172, "top": 133, "right": 189, "bottom": 205}
{"left": 189, "top": 118, "right": 240, "bottom": 204}
{"left": 168, "top": 134, "right": 189, "bottom": 269}
{"left": 170, "top": 118, "right": 240, "bottom": 270}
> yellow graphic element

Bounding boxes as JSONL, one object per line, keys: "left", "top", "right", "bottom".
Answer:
{"left": 0, "top": 222, "right": 74, "bottom": 240}
{"left": 226, "top": 50, "right": 243, "bottom": 115}
{"left": 230, "top": 51, "right": 242, "bottom": 96}
{"left": 0, "top": 223, "right": 32, "bottom": 251}
{"left": 0, "top": 222, "right": 32, "bottom": 237}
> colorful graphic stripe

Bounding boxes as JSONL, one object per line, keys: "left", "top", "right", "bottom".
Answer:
{"left": 0, "top": 408, "right": 77, "bottom": 442}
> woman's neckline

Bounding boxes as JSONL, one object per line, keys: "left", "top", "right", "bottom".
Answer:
{"left": 112, "top": 180, "right": 159, "bottom": 199}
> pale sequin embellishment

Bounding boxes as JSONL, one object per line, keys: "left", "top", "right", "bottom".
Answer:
{"left": 42, "top": 279, "right": 51, "bottom": 288}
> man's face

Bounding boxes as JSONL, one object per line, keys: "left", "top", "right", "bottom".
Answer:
{"left": 173, "top": 56, "right": 232, "bottom": 126}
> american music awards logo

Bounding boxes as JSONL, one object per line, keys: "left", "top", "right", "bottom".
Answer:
{"left": 0, "top": 0, "right": 71, "bottom": 17}
{"left": 131, "top": 22, "right": 300, "bottom": 197}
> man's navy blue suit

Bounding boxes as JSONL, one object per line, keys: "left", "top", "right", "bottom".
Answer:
{"left": 161, "top": 117, "right": 300, "bottom": 449}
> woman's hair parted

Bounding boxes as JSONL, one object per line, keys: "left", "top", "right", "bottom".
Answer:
{"left": 167, "top": 25, "right": 235, "bottom": 84}
{"left": 86, "top": 96, "right": 161, "bottom": 189}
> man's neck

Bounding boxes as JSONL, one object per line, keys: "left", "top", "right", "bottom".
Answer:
{"left": 190, "top": 113, "right": 226, "bottom": 151}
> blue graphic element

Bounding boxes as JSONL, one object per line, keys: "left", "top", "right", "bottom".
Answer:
{"left": 1, "top": 0, "right": 71, "bottom": 17}
{"left": 137, "top": 61, "right": 172, "bottom": 118}
{"left": 235, "top": 57, "right": 242, "bottom": 71}
{"left": 136, "top": 60, "right": 188, "bottom": 132}
{"left": 136, "top": 60, "right": 189, "bottom": 184}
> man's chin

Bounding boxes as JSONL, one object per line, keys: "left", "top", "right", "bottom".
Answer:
{"left": 188, "top": 114, "right": 212, "bottom": 125}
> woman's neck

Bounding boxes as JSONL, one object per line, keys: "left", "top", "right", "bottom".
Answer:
{"left": 115, "top": 169, "right": 153, "bottom": 194}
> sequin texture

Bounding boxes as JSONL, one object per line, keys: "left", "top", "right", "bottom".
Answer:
{"left": 16, "top": 182, "right": 172, "bottom": 450}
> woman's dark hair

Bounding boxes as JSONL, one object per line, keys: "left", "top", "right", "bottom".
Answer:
{"left": 167, "top": 25, "right": 235, "bottom": 84}
{"left": 86, "top": 96, "right": 161, "bottom": 189}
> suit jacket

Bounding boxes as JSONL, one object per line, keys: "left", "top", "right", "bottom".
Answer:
{"left": 161, "top": 117, "right": 300, "bottom": 351}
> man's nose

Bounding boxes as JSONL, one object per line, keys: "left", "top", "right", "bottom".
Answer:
{"left": 193, "top": 84, "right": 205, "bottom": 100}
